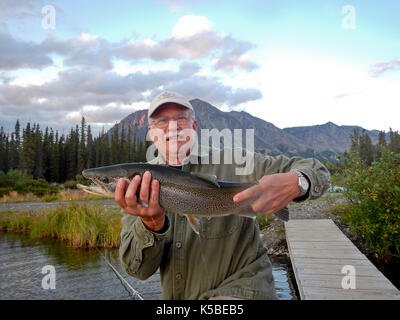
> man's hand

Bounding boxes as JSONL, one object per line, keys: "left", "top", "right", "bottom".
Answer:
{"left": 233, "top": 172, "right": 302, "bottom": 216}
{"left": 115, "top": 171, "right": 166, "bottom": 232}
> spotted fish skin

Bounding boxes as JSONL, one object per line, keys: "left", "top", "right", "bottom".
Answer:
{"left": 77, "top": 163, "right": 289, "bottom": 233}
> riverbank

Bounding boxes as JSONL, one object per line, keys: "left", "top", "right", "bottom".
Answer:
{"left": 0, "top": 190, "right": 103, "bottom": 203}
{"left": 0, "top": 204, "right": 122, "bottom": 248}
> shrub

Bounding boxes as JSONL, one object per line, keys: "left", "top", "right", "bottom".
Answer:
{"left": 63, "top": 180, "right": 78, "bottom": 189}
{"left": 340, "top": 148, "right": 400, "bottom": 260}
{"left": 0, "top": 170, "right": 60, "bottom": 196}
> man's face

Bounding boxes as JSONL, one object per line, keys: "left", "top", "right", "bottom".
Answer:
{"left": 148, "top": 103, "right": 198, "bottom": 164}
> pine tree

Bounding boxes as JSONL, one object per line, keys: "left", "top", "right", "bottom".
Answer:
{"left": 77, "top": 117, "right": 87, "bottom": 173}
{"left": 376, "top": 131, "right": 387, "bottom": 159}
{"left": 350, "top": 129, "right": 360, "bottom": 153}
{"left": 359, "top": 131, "right": 374, "bottom": 165}
{"left": 127, "top": 125, "right": 132, "bottom": 162}
{"left": 389, "top": 128, "right": 400, "bottom": 153}
{"left": 50, "top": 130, "right": 60, "bottom": 182}
{"left": 8, "top": 133, "right": 18, "bottom": 170}
{"left": 58, "top": 134, "right": 66, "bottom": 182}
{"left": 132, "top": 123, "right": 138, "bottom": 162}
{"left": 86, "top": 124, "right": 95, "bottom": 169}
{"left": 13, "top": 120, "right": 20, "bottom": 169}
{"left": 0, "top": 127, "right": 7, "bottom": 173}
{"left": 33, "top": 124, "right": 44, "bottom": 179}
{"left": 120, "top": 124, "right": 128, "bottom": 163}
{"left": 42, "top": 127, "right": 51, "bottom": 181}
{"left": 20, "top": 122, "right": 35, "bottom": 176}
{"left": 110, "top": 124, "right": 119, "bottom": 164}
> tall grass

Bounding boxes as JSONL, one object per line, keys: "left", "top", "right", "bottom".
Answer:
{"left": 0, "top": 204, "right": 123, "bottom": 248}
{"left": 0, "top": 189, "right": 103, "bottom": 203}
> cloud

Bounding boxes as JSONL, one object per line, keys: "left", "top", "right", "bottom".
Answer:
{"left": 0, "top": 60, "right": 262, "bottom": 128}
{"left": 0, "top": 0, "right": 44, "bottom": 20}
{"left": 369, "top": 59, "right": 400, "bottom": 77}
{"left": 172, "top": 15, "right": 214, "bottom": 38}
{"left": 0, "top": 31, "right": 53, "bottom": 70}
{"left": 0, "top": 15, "right": 258, "bottom": 73}
{"left": 161, "top": 74, "right": 263, "bottom": 108}
{"left": 214, "top": 35, "right": 259, "bottom": 72}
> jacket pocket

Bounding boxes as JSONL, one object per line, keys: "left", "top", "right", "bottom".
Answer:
{"left": 199, "top": 215, "right": 241, "bottom": 239}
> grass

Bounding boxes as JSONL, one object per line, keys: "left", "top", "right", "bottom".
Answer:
{"left": 0, "top": 204, "right": 123, "bottom": 248}
{"left": 257, "top": 213, "right": 272, "bottom": 230}
{"left": 0, "top": 189, "right": 104, "bottom": 203}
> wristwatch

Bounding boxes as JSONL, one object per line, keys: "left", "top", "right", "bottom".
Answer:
{"left": 293, "top": 171, "right": 310, "bottom": 197}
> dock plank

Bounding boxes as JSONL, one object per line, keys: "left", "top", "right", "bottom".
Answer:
{"left": 285, "top": 219, "right": 400, "bottom": 300}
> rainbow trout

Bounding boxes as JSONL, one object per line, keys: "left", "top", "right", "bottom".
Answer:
{"left": 77, "top": 163, "right": 289, "bottom": 233}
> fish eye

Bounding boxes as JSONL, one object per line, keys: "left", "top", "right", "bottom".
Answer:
{"left": 99, "top": 177, "right": 108, "bottom": 183}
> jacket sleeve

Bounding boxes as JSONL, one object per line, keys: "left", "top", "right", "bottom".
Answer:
{"left": 119, "top": 212, "right": 170, "bottom": 280}
{"left": 253, "top": 153, "right": 331, "bottom": 201}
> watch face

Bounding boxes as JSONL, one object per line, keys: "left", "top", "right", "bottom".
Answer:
{"left": 299, "top": 177, "right": 309, "bottom": 191}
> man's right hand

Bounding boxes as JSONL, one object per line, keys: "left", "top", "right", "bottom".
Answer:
{"left": 115, "top": 171, "right": 166, "bottom": 232}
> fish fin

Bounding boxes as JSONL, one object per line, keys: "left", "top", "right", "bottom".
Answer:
{"left": 190, "top": 172, "right": 220, "bottom": 188}
{"left": 238, "top": 210, "right": 257, "bottom": 220}
{"left": 274, "top": 206, "right": 290, "bottom": 222}
{"left": 185, "top": 214, "right": 201, "bottom": 234}
{"left": 217, "top": 181, "right": 254, "bottom": 188}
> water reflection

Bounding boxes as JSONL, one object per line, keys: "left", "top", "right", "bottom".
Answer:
{"left": 0, "top": 233, "right": 297, "bottom": 300}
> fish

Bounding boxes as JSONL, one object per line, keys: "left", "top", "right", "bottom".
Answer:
{"left": 77, "top": 163, "right": 290, "bottom": 234}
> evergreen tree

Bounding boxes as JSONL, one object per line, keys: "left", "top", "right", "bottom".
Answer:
{"left": 120, "top": 124, "right": 128, "bottom": 163}
{"left": 33, "top": 124, "right": 44, "bottom": 179}
{"left": 58, "top": 134, "right": 66, "bottom": 182}
{"left": 20, "top": 122, "right": 35, "bottom": 176}
{"left": 389, "top": 128, "right": 400, "bottom": 153}
{"left": 13, "top": 120, "right": 20, "bottom": 169}
{"left": 359, "top": 131, "right": 374, "bottom": 165}
{"left": 50, "top": 130, "right": 60, "bottom": 182}
{"left": 42, "top": 127, "right": 51, "bottom": 181}
{"left": 78, "top": 117, "right": 87, "bottom": 173}
{"left": 350, "top": 129, "right": 360, "bottom": 153}
{"left": 86, "top": 124, "right": 95, "bottom": 169}
{"left": 110, "top": 124, "right": 119, "bottom": 164}
{"left": 0, "top": 127, "right": 7, "bottom": 173}
{"left": 127, "top": 125, "right": 132, "bottom": 162}
{"left": 132, "top": 123, "right": 138, "bottom": 162}
{"left": 376, "top": 131, "right": 387, "bottom": 159}
{"left": 8, "top": 133, "right": 18, "bottom": 170}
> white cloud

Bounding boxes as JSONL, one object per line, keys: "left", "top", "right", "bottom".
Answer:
{"left": 237, "top": 54, "right": 400, "bottom": 131}
{"left": 172, "top": 15, "right": 214, "bottom": 39}
{"left": 369, "top": 59, "right": 400, "bottom": 77}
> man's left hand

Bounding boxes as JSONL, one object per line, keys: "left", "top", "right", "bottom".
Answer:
{"left": 233, "top": 172, "right": 302, "bottom": 216}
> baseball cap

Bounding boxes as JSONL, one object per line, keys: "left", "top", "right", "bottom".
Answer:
{"left": 148, "top": 91, "right": 195, "bottom": 119}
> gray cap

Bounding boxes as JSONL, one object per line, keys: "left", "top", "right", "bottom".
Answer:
{"left": 148, "top": 91, "right": 194, "bottom": 119}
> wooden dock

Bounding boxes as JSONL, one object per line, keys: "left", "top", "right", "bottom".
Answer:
{"left": 285, "top": 219, "right": 400, "bottom": 300}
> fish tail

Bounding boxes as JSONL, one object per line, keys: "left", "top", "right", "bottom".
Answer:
{"left": 274, "top": 206, "right": 289, "bottom": 221}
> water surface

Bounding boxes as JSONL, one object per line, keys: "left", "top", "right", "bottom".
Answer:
{"left": 0, "top": 233, "right": 297, "bottom": 300}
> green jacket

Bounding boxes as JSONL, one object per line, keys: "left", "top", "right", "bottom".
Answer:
{"left": 119, "top": 148, "right": 331, "bottom": 299}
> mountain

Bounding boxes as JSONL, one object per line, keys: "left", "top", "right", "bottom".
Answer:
{"left": 108, "top": 99, "right": 385, "bottom": 161}
{"left": 283, "top": 122, "right": 383, "bottom": 155}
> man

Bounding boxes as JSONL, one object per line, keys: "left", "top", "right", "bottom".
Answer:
{"left": 116, "top": 91, "right": 331, "bottom": 300}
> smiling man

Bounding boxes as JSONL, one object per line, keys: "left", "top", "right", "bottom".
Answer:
{"left": 116, "top": 91, "right": 331, "bottom": 300}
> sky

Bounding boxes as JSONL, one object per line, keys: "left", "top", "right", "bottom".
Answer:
{"left": 0, "top": 0, "right": 399, "bottom": 135}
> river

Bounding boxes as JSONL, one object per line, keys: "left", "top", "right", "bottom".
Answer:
{"left": 0, "top": 232, "right": 297, "bottom": 300}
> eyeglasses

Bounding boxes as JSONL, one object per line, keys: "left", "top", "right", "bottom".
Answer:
{"left": 151, "top": 115, "right": 191, "bottom": 129}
